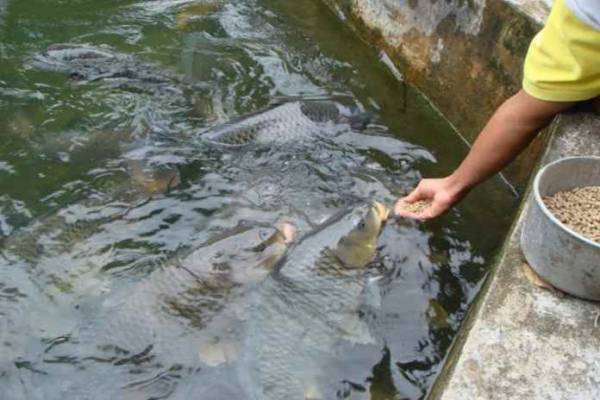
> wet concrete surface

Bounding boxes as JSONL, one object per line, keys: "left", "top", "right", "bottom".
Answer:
{"left": 431, "top": 111, "right": 600, "bottom": 400}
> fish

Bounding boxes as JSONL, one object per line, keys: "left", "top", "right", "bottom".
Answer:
{"left": 237, "top": 202, "right": 389, "bottom": 400}
{"left": 29, "top": 44, "right": 216, "bottom": 130}
{"left": 201, "top": 100, "right": 372, "bottom": 147}
{"left": 176, "top": 1, "right": 224, "bottom": 32}
{"left": 77, "top": 223, "right": 296, "bottom": 366}
{"left": 31, "top": 43, "right": 178, "bottom": 85}
{"left": 126, "top": 159, "right": 181, "bottom": 196}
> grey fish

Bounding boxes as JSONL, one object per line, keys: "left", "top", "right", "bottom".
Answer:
{"left": 201, "top": 101, "right": 372, "bottom": 147}
{"left": 31, "top": 43, "right": 177, "bottom": 85}
{"left": 237, "top": 202, "right": 388, "bottom": 400}
{"left": 77, "top": 223, "right": 295, "bottom": 366}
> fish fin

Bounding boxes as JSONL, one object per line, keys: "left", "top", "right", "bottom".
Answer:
{"left": 197, "top": 312, "right": 245, "bottom": 367}
{"left": 347, "top": 111, "right": 373, "bottom": 130}
{"left": 304, "top": 384, "right": 323, "bottom": 400}
{"left": 362, "top": 275, "right": 383, "bottom": 309}
{"left": 257, "top": 243, "right": 287, "bottom": 272}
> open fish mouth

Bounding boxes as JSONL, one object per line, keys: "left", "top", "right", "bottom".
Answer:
{"left": 372, "top": 201, "right": 390, "bottom": 222}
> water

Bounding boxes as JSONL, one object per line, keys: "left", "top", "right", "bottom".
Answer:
{"left": 0, "top": 0, "right": 518, "bottom": 399}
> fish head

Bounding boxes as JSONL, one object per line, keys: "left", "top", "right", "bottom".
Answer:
{"left": 251, "top": 222, "right": 296, "bottom": 273}
{"left": 127, "top": 160, "right": 181, "bottom": 195}
{"left": 335, "top": 201, "right": 389, "bottom": 268}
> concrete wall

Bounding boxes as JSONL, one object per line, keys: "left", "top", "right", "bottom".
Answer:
{"left": 321, "top": 0, "right": 550, "bottom": 190}
{"left": 429, "top": 107, "right": 600, "bottom": 400}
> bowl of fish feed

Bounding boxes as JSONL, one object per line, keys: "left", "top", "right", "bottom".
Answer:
{"left": 521, "top": 156, "right": 600, "bottom": 300}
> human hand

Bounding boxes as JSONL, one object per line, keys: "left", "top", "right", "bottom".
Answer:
{"left": 394, "top": 176, "right": 466, "bottom": 220}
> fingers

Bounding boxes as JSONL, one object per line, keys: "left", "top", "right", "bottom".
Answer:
{"left": 394, "top": 184, "right": 428, "bottom": 217}
{"left": 395, "top": 209, "right": 424, "bottom": 219}
{"left": 394, "top": 202, "right": 420, "bottom": 218}
{"left": 395, "top": 176, "right": 462, "bottom": 220}
{"left": 396, "top": 197, "right": 450, "bottom": 220}
{"left": 394, "top": 193, "right": 420, "bottom": 217}
{"left": 394, "top": 182, "right": 449, "bottom": 220}
{"left": 394, "top": 199, "right": 410, "bottom": 217}
{"left": 420, "top": 201, "right": 449, "bottom": 220}
{"left": 395, "top": 203, "right": 441, "bottom": 220}
{"left": 402, "top": 185, "right": 426, "bottom": 203}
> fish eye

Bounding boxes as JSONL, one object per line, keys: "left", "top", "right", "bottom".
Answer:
{"left": 358, "top": 220, "right": 366, "bottom": 230}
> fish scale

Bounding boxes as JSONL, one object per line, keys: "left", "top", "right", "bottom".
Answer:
{"left": 77, "top": 226, "right": 283, "bottom": 361}
{"left": 69, "top": 225, "right": 291, "bottom": 399}
{"left": 241, "top": 273, "right": 366, "bottom": 400}
{"left": 202, "top": 101, "right": 369, "bottom": 147}
{"left": 31, "top": 44, "right": 178, "bottom": 84}
{"left": 238, "top": 204, "right": 385, "bottom": 400}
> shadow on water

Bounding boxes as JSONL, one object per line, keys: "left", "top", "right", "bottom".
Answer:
{"left": 0, "top": 0, "right": 518, "bottom": 399}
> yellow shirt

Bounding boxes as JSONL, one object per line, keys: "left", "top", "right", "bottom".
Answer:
{"left": 522, "top": 0, "right": 600, "bottom": 102}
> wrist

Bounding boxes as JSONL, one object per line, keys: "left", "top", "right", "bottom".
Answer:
{"left": 444, "top": 173, "right": 472, "bottom": 201}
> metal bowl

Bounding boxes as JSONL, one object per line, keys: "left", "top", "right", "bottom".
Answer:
{"left": 521, "top": 156, "right": 600, "bottom": 300}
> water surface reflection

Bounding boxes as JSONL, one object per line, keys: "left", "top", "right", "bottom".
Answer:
{"left": 0, "top": 0, "right": 517, "bottom": 398}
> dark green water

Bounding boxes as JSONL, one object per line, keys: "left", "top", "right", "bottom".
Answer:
{"left": 0, "top": 0, "right": 517, "bottom": 399}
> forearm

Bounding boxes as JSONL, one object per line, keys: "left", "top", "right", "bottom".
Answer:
{"left": 447, "top": 90, "right": 574, "bottom": 196}
{"left": 395, "top": 90, "right": 576, "bottom": 219}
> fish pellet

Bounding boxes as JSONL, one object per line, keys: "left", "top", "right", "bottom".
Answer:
{"left": 543, "top": 186, "right": 600, "bottom": 243}
{"left": 397, "top": 199, "right": 432, "bottom": 214}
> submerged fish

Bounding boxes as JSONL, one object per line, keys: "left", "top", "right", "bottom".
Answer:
{"left": 176, "top": 1, "right": 224, "bottom": 32}
{"left": 201, "top": 101, "right": 372, "bottom": 147}
{"left": 237, "top": 202, "right": 389, "bottom": 400}
{"left": 78, "top": 223, "right": 295, "bottom": 365}
{"left": 426, "top": 298, "right": 450, "bottom": 331}
{"left": 31, "top": 43, "right": 178, "bottom": 85}
{"left": 126, "top": 159, "right": 181, "bottom": 196}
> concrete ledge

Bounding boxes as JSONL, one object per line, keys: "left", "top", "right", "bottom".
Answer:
{"left": 431, "top": 111, "right": 600, "bottom": 400}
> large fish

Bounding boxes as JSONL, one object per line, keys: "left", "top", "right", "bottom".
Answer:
{"left": 201, "top": 100, "right": 372, "bottom": 147}
{"left": 30, "top": 43, "right": 179, "bottom": 87}
{"left": 58, "top": 223, "right": 295, "bottom": 399}
{"left": 237, "top": 202, "right": 389, "bottom": 400}
{"left": 77, "top": 223, "right": 295, "bottom": 365}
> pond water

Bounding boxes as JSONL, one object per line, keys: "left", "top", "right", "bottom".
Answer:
{"left": 0, "top": 0, "right": 518, "bottom": 399}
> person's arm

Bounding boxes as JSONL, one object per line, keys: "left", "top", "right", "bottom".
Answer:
{"left": 394, "top": 89, "right": 575, "bottom": 219}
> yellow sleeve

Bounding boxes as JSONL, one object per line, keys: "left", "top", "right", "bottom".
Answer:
{"left": 523, "top": 0, "right": 600, "bottom": 102}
